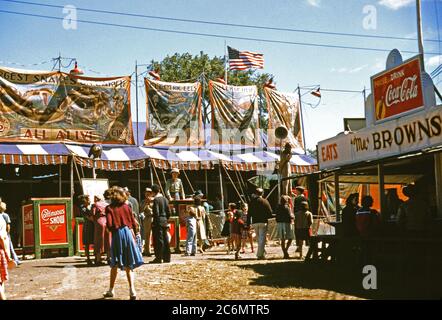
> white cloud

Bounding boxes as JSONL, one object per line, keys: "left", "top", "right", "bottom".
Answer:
{"left": 378, "top": 0, "right": 414, "bottom": 10}
{"left": 330, "top": 65, "right": 368, "bottom": 74}
{"left": 426, "top": 55, "right": 442, "bottom": 68}
{"left": 307, "top": 0, "right": 321, "bottom": 7}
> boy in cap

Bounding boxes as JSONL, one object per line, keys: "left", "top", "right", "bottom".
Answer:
{"left": 165, "top": 168, "right": 185, "bottom": 201}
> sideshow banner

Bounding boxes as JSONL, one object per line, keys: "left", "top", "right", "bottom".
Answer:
{"left": 264, "top": 87, "right": 303, "bottom": 149}
{"left": 0, "top": 67, "right": 133, "bottom": 144}
{"left": 39, "top": 203, "right": 68, "bottom": 245}
{"left": 144, "top": 79, "right": 203, "bottom": 147}
{"left": 371, "top": 55, "right": 424, "bottom": 122}
{"left": 209, "top": 80, "right": 260, "bottom": 146}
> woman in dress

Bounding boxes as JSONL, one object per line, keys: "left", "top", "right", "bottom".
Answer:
{"left": 0, "top": 214, "right": 13, "bottom": 300}
{"left": 275, "top": 195, "right": 295, "bottom": 259}
{"left": 103, "top": 187, "right": 143, "bottom": 300}
{"left": 92, "top": 194, "right": 109, "bottom": 265}
{"left": 78, "top": 195, "right": 95, "bottom": 266}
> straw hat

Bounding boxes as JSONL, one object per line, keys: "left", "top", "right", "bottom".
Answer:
{"left": 145, "top": 187, "right": 152, "bottom": 193}
{"left": 171, "top": 168, "right": 180, "bottom": 174}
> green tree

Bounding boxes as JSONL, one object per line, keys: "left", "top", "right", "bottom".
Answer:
{"left": 150, "top": 52, "right": 273, "bottom": 127}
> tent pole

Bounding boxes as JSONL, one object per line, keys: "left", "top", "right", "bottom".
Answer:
{"left": 182, "top": 169, "right": 195, "bottom": 195}
{"left": 59, "top": 163, "right": 62, "bottom": 197}
{"left": 205, "top": 169, "right": 208, "bottom": 198}
{"left": 297, "top": 85, "right": 307, "bottom": 155}
{"left": 149, "top": 160, "right": 154, "bottom": 186}
{"left": 223, "top": 166, "right": 246, "bottom": 203}
{"left": 70, "top": 158, "right": 74, "bottom": 206}
{"left": 218, "top": 161, "right": 225, "bottom": 215}
{"left": 265, "top": 183, "right": 278, "bottom": 200}
{"left": 137, "top": 168, "right": 141, "bottom": 201}
{"left": 152, "top": 164, "right": 165, "bottom": 195}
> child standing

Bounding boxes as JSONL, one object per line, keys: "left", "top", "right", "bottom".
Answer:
{"left": 230, "top": 210, "right": 245, "bottom": 260}
{"left": 221, "top": 203, "right": 235, "bottom": 254}
{"left": 240, "top": 203, "right": 254, "bottom": 254}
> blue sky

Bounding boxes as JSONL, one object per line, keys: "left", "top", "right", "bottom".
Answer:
{"left": 0, "top": 0, "right": 441, "bottom": 149}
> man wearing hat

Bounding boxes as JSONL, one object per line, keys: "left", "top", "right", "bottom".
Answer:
{"left": 165, "top": 168, "right": 186, "bottom": 201}
{"left": 140, "top": 187, "right": 153, "bottom": 256}
{"left": 293, "top": 186, "right": 309, "bottom": 213}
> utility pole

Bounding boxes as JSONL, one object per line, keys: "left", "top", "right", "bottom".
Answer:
{"left": 416, "top": 0, "right": 425, "bottom": 70}
{"left": 297, "top": 85, "right": 307, "bottom": 155}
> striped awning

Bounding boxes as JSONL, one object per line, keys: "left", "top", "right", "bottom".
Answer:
{"left": 0, "top": 144, "right": 69, "bottom": 165}
{"left": 224, "top": 150, "right": 317, "bottom": 173}
{"left": 0, "top": 142, "right": 318, "bottom": 173}
{"left": 66, "top": 145, "right": 146, "bottom": 171}
{"left": 139, "top": 147, "right": 224, "bottom": 170}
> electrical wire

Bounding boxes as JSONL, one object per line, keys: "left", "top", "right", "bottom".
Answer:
{"left": 0, "top": 9, "right": 440, "bottom": 55}
{"left": 0, "top": 59, "right": 50, "bottom": 67}
{"left": 2, "top": 0, "right": 441, "bottom": 43}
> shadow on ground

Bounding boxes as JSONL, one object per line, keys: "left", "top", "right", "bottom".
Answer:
{"left": 239, "top": 260, "right": 442, "bottom": 299}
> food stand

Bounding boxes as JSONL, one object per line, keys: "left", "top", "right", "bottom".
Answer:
{"left": 313, "top": 51, "right": 442, "bottom": 266}
{"left": 21, "top": 198, "right": 74, "bottom": 259}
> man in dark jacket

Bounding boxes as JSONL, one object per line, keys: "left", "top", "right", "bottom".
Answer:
{"left": 150, "top": 184, "right": 171, "bottom": 264}
{"left": 247, "top": 188, "right": 273, "bottom": 260}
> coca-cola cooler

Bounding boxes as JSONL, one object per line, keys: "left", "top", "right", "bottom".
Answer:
{"left": 21, "top": 198, "right": 74, "bottom": 259}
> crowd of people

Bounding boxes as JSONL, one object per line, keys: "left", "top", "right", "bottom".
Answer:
{"left": 219, "top": 186, "right": 313, "bottom": 260}
{"left": 341, "top": 183, "right": 433, "bottom": 238}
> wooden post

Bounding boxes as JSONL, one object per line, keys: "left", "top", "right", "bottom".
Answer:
{"left": 218, "top": 162, "right": 225, "bottom": 215}
{"left": 59, "top": 163, "right": 62, "bottom": 197}
{"left": 434, "top": 153, "right": 442, "bottom": 218}
{"left": 378, "top": 163, "right": 385, "bottom": 221}
{"left": 334, "top": 171, "right": 341, "bottom": 222}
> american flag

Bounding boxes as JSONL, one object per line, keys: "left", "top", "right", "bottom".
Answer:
{"left": 228, "top": 46, "right": 264, "bottom": 71}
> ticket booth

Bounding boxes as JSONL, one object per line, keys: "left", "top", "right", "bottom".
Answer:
{"left": 21, "top": 198, "right": 74, "bottom": 259}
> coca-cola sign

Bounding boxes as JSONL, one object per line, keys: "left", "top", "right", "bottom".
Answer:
{"left": 372, "top": 55, "right": 424, "bottom": 122}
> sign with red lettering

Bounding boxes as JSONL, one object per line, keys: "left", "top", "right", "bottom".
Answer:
{"left": 318, "top": 107, "right": 442, "bottom": 170}
{"left": 39, "top": 203, "right": 68, "bottom": 245}
{"left": 371, "top": 55, "right": 424, "bottom": 122}
{"left": 22, "top": 204, "right": 34, "bottom": 247}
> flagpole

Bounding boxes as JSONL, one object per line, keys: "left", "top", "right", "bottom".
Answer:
{"left": 297, "top": 84, "right": 307, "bottom": 155}
{"left": 135, "top": 60, "right": 139, "bottom": 146}
{"left": 224, "top": 41, "right": 228, "bottom": 85}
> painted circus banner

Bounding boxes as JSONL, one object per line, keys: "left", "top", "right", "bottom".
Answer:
{"left": 0, "top": 67, "right": 133, "bottom": 144}
{"left": 208, "top": 80, "right": 260, "bottom": 147}
{"left": 144, "top": 79, "right": 203, "bottom": 147}
{"left": 264, "top": 87, "right": 303, "bottom": 150}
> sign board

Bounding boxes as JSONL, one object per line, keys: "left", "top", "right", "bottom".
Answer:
{"left": 371, "top": 55, "right": 424, "bottom": 122}
{"left": 38, "top": 203, "right": 69, "bottom": 245}
{"left": 22, "top": 204, "right": 34, "bottom": 247}
{"left": 318, "top": 105, "right": 442, "bottom": 170}
{"left": 21, "top": 198, "right": 74, "bottom": 259}
{"left": 81, "top": 178, "right": 109, "bottom": 203}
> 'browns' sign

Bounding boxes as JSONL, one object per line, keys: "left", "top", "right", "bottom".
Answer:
{"left": 371, "top": 55, "right": 424, "bottom": 122}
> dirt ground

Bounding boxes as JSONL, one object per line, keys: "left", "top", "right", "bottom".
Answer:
{"left": 5, "top": 242, "right": 439, "bottom": 300}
